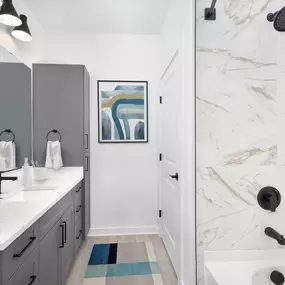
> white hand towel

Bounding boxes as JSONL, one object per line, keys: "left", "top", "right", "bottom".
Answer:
{"left": 5, "top": 141, "right": 16, "bottom": 169}
{"left": 51, "top": 141, "right": 63, "bottom": 170}
{"left": 45, "top": 141, "right": 53, "bottom": 169}
{"left": 0, "top": 141, "right": 7, "bottom": 170}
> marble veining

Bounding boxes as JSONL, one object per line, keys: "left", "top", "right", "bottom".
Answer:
{"left": 196, "top": 0, "right": 285, "bottom": 284}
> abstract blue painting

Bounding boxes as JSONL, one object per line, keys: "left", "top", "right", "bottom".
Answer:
{"left": 98, "top": 81, "right": 148, "bottom": 143}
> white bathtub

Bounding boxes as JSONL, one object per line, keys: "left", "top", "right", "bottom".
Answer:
{"left": 204, "top": 250, "right": 285, "bottom": 285}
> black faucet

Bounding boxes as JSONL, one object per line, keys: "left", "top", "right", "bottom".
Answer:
{"left": 265, "top": 227, "right": 285, "bottom": 245}
{"left": 0, "top": 168, "right": 19, "bottom": 196}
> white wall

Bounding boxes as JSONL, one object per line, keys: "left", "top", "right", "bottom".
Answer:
{"left": 38, "top": 33, "right": 161, "bottom": 235}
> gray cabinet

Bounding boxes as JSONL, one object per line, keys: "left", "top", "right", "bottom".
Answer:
{"left": 39, "top": 219, "right": 61, "bottom": 285}
{"left": 33, "top": 64, "right": 89, "bottom": 166}
{"left": 61, "top": 205, "right": 74, "bottom": 284}
{"left": 0, "top": 180, "right": 83, "bottom": 285}
{"left": 33, "top": 64, "right": 91, "bottom": 240}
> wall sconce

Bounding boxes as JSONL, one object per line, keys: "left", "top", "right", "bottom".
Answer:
{"left": 0, "top": 0, "right": 21, "bottom": 26}
{"left": 11, "top": 14, "right": 32, "bottom": 42}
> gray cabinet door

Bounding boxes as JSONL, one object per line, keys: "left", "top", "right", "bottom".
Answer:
{"left": 83, "top": 67, "right": 90, "bottom": 152}
{"left": 33, "top": 64, "right": 85, "bottom": 166}
{"left": 83, "top": 152, "right": 91, "bottom": 238}
{"left": 61, "top": 205, "right": 75, "bottom": 284}
{"left": 74, "top": 219, "right": 83, "bottom": 255}
{"left": 39, "top": 219, "right": 61, "bottom": 285}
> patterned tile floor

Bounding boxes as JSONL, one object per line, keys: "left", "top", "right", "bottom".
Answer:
{"left": 65, "top": 235, "right": 177, "bottom": 285}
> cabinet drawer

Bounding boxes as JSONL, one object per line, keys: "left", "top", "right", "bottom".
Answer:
{"left": 6, "top": 247, "right": 39, "bottom": 285}
{"left": 74, "top": 193, "right": 83, "bottom": 225}
{"left": 74, "top": 219, "right": 83, "bottom": 254}
{"left": 1, "top": 223, "right": 39, "bottom": 285}
{"left": 74, "top": 204, "right": 83, "bottom": 225}
{"left": 39, "top": 192, "right": 72, "bottom": 239}
{"left": 72, "top": 181, "right": 83, "bottom": 198}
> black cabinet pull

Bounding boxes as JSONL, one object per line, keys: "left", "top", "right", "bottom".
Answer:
{"left": 59, "top": 224, "right": 65, "bottom": 248}
{"left": 62, "top": 221, "right": 67, "bottom": 244}
{"left": 76, "top": 230, "right": 82, "bottom": 239}
{"left": 85, "top": 134, "right": 89, "bottom": 150}
{"left": 13, "top": 237, "right": 36, "bottom": 258}
{"left": 169, "top": 173, "right": 179, "bottom": 181}
{"left": 85, "top": 156, "right": 89, "bottom": 172}
{"left": 29, "top": 275, "right": 37, "bottom": 285}
{"left": 76, "top": 186, "right": 81, "bottom": 193}
{"left": 76, "top": 205, "right": 82, "bottom": 213}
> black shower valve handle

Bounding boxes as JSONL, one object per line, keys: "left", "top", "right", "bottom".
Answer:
{"left": 257, "top": 187, "right": 281, "bottom": 212}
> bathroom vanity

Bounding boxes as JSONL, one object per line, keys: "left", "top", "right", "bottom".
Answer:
{"left": 0, "top": 47, "right": 91, "bottom": 285}
{"left": 0, "top": 167, "right": 84, "bottom": 285}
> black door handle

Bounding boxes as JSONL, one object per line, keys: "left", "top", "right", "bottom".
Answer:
{"left": 13, "top": 237, "right": 36, "bottom": 258}
{"left": 169, "top": 173, "right": 179, "bottom": 181}
{"left": 29, "top": 275, "right": 37, "bottom": 285}
{"left": 59, "top": 224, "right": 65, "bottom": 248}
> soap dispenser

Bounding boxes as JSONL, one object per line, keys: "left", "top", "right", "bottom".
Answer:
{"left": 22, "top": 157, "right": 33, "bottom": 186}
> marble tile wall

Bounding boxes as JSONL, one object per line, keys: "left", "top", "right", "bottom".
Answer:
{"left": 196, "top": 0, "right": 285, "bottom": 284}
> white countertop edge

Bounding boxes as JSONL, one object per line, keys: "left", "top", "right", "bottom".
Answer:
{"left": 0, "top": 167, "right": 84, "bottom": 251}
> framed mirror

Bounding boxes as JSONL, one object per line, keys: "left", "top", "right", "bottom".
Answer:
{"left": 0, "top": 46, "right": 31, "bottom": 169}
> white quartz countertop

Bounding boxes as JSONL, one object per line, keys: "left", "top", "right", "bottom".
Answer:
{"left": 0, "top": 167, "right": 84, "bottom": 251}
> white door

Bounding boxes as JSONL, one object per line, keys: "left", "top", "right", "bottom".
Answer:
{"left": 159, "top": 51, "right": 182, "bottom": 274}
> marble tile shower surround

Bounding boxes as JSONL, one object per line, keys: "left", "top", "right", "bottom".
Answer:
{"left": 196, "top": 0, "right": 285, "bottom": 284}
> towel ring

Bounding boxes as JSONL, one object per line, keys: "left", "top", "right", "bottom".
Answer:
{"left": 0, "top": 129, "right": 15, "bottom": 142}
{"left": 46, "top": 129, "right": 62, "bottom": 142}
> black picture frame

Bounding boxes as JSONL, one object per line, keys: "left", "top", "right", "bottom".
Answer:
{"left": 97, "top": 80, "right": 149, "bottom": 144}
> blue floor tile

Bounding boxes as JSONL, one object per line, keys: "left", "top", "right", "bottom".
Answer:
{"left": 107, "top": 262, "right": 152, "bottom": 277}
{"left": 89, "top": 244, "right": 111, "bottom": 265}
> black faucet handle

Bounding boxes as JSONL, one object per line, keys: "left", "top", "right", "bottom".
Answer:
{"left": 265, "top": 227, "right": 285, "bottom": 245}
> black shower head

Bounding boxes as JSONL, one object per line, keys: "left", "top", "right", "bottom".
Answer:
{"left": 267, "top": 7, "right": 285, "bottom": 32}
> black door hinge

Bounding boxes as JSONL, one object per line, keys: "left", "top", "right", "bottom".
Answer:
{"left": 159, "top": 153, "right": 162, "bottom": 161}
{"left": 159, "top": 96, "right": 162, "bottom": 104}
{"left": 159, "top": 210, "right": 162, "bottom": 218}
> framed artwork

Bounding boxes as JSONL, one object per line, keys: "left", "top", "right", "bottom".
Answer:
{"left": 97, "top": 80, "right": 148, "bottom": 143}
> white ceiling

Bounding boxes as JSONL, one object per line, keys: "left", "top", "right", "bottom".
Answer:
{"left": 23, "top": 0, "right": 168, "bottom": 34}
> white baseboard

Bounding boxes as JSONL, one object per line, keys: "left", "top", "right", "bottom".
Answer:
{"left": 88, "top": 226, "right": 158, "bottom": 237}
{"left": 179, "top": 280, "right": 186, "bottom": 285}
